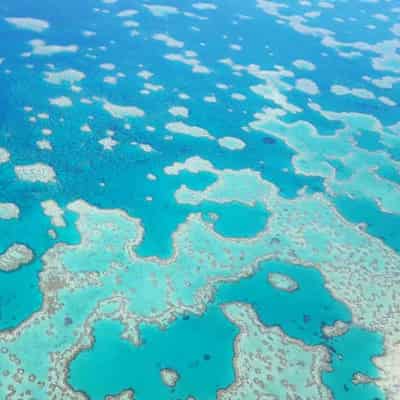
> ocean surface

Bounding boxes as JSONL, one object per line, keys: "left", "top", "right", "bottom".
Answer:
{"left": 0, "top": 0, "right": 399, "bottom": 399}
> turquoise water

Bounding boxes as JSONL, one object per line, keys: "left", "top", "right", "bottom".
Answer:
{"left": 69, "top": 261, "right": 384, "bottom": 399}
{"left": 69, "top": 307, "right": 238, "bottom": 400}
{"left": 201, "top": 201, "right": 269, "bottom": 238}
{"left": 0, "top": 203, "right": 79, "bottom": 329}
{"left": 0, "top": 0, "right": 398, "bottom": 398}
{"left": 335, "top": 196, "right": 400, "bottom": 252}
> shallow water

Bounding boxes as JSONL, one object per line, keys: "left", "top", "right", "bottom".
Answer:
{"left": 0, "top": 0, "right": 398, "bottom": 398}
{"left": 70, "top": 261, "right": 384, "bottom": 399}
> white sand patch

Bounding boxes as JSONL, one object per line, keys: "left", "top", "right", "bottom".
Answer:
{"left": 293, "top": 59, "right": 316, "bottom": 71}
{"left": 229, "top": 44, "right": 242, "bottom": 51}
{"left": 36, "top": 140, "right": 52, "bottom": 150}
{"left": 370, "top": 76, "right": 400, "bottom": 89}
{"left": 117, "top": 9, "right": 138, "bottom": 17}
{"left": 0, "top": 147, "right": 10, "bottom": 163}
{"left": 165, "top": 122, "right": 214, "bottom": 140}
{"left": 231, "top": 93, "right": 246, "bottom": 101}
{"left": 99, "top": 137, "right": 118, "bottom": 150}
{"left": 123, "top": 20, "right": 139, "bottom": 28}
{"left": 103, "top": 100, "right": 145, "bottom": 118}
{"left": 71, "top": 85, "right": 82, "bottom": 92}
{"left": 160, "top": 368, "right": 179, "bottom": 387}
{"left": 216, "top": 83, "right": 229, "bottom": 90}
{"left": 147, "top": 173, "right": 157, "bottom": 181}
{"left": 168, "top": 106, "right": 189, "bottom": 118}
{"left": 0, "top": 203, "right": 20, "bottom": 219}
{"left": 143, "top": 83, "right": 163, "bottom": 92}
{"left": 15, "top": 163, "right": 56, "bottom": 183}
{"left": 80, "top": 123, "right": 92, "bottom": 133}
{"left": 29, "top": 40, "right": 78, "bottom": 56}
{"left": 331, "top": 84, "right": 375, "bottom": 99}
{"left": 82, "top": 30, "right": 96, "bottom": 37}
{"left": 204, "top": 95, "right": 217, "bottom": 103}
{"left": 0, "top": 244, "right": 33, "bottom": 272}
{"left": 104, "top": 76, "right": 117, "bottom": 84}
{"left": 100, "top": 63, "right": 115, "bottom": 70}
{"left": 164, "top": 156, "right": 214, "bottom": 175}
{"left": 379, "top": 96, "right": 397, "bottom": 106}
{"left": 192, "top": 2, "right": 217, "bottom": 10}
{"left": 153, "top": 33, "right": 184, "bottom": 48}
{"left": 140, "top": 144, "right": 153, "bottom": 153}
{"left": 164, "top": 53, "right": 211, "bottom": 74}
{"left": 144, "top": 5, "right": 179, "bottom": 17}
{"left": 373, "top": 13, "right": 389, "bottom": 22}
{"left": 131, "top": 141, "right": 154, "bottom": 153}
{"left": 295, "top": 78, "right": 320, "bottom": 95}
{"left": 49, "top": 96, "right": 72, "bottom": 107}
{"left": 218, "top": 136, "right": 246, "bottom": 150}
{"left": 41, "top": 199, "right": 65, "bottom": 227}
{"left": 5, "top": 17, "right": 49, "bottom": 32}
{"left": 137, "top": 70, "right": 153, "bottom": 80}
{"left": 44, "top": 68, "right": 85, "bottom": 85}
{"left": 41, "top": 128, "right": 52, "bottom": 136}
{"left": 184, "top": 11, "right": 208, "bottom": 21}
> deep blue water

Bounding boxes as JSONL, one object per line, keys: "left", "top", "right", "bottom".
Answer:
{"left": 0, "top": 0, "right": 397, "bottom": 398}
{"left": 334, "top": 195, "right": 400, "bottom": 252}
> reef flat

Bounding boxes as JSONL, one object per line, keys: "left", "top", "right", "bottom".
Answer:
{"left": 0, "top": 0, "right": 399, "bottom": 399}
